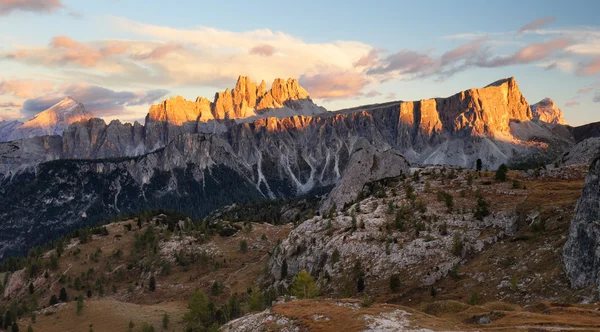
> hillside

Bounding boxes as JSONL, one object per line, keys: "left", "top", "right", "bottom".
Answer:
{"left": 0, "top": 164, "right": 595, "bottom": 331}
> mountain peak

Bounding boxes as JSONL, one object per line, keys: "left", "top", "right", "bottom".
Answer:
{"left": 485, "top": 77, "right": 516, "bottom": 88}
{"left": 148, "top": 76, "right": 320, "bottom": 123}
{"left": 531, "top": 97, "right": 567, "bottom": 125}
{"left": 10, "top": 97, "right": 94, "bottom": 140}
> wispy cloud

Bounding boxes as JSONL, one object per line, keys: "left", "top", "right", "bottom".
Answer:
{"left": 300, "top": 70, "right": 368, "bottom": 99}
{"left": 130, "top": 42, "right": 183, "bottom": 60}
{"left": 518, "top": 17, "right": 556, "bottom": 33}
{"left": 0, "top": 78, "right": 55, "bottom": 98}
{"left": 565, "top": 100, "right": 580, "bottom": 107}
{"left": 578, "top": 87, "right": 593, "bottom": 94}
{"left": 0, "top": 101, "right": 23, "bottom": 108}
{"left": 577, "top": 57, "right": 600, "bottom": 75}
{"left": 0, "top": 0, "right": 64, "bottom": 15}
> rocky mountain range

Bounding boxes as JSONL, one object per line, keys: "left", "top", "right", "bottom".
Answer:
{"left": 0, "top": 76, "right": 599, "bottom": 258}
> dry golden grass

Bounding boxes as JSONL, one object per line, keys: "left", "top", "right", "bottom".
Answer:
{"left": 19, "top": 298, "right": 186, "bottom": 332}
{"left": 483, "top": 301, "right": 521, "bottom": 312}
{"left": 422, "top": 300, "right": 470, "bottom": 316}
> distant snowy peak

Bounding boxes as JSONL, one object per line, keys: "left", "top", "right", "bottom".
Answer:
{"left": 531, "top": 98, "right": 567, "bottom": 125}
{"left": 22, "top": 97, "right": 92, "bottom": 129}
{"left": 1, "top": 97, "right": 94, "bottom": 142}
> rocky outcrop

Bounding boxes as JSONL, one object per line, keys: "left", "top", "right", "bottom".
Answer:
{"left": 531, "top": 98, "right": 567, "bottom": 125}
{"left": 563, "top": 155, "right": 600, "bottom": 290}
{"left": 268, "top": 166, "right": 518, "bottom": 293}
{"left": 321, "top": 138, "right": 409, "bottom": 212}
{"left": 3, "top": 97, "right": 94, "bottom": 142}
{"left": 555, "top": 137, "right": 600, "bottom": 166}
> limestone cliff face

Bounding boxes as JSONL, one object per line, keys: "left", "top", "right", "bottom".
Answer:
{"left": 531, "top": 98, "right": 567, "bottom": 125}
{"left": 563, "top": 155, "right": 600, "bottom": 290}
{"left": 62, "top": 118, "right": 145, "bottom": 159}
{"left": 1, "top": 77, "right": 574, "bottom": 178}
{"left": 145, "top": 96, "right": 213, "bottom": 148}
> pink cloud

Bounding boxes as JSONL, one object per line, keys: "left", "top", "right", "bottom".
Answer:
{"left": 44, "top": 36, "right": 126, "bottom": 67}
{"left": 483, "top": 38, "right": 570, "bottom": 67}
{"left": 249, "top": 44, "right": 276, "bottom": 57}
{"left": 577, "top": 87, "right": 593, "bottom": 94}
{"left": 440, "top": 38, "right": 487, "bottom": 66}
{"left": 577, "top": 57, "right": 600, "bottom": 76}
{"left": 0, "top": 78, "right": 55, "bottom": 99}
{"left": 364, "top": 90, "right": 382, "bottom": 98}
{"left": 354, "top": 49, "right": 381, "bottom": 68}
{"left": 0, "top": 101, "right": 23, "bottom": 108}
{"left": 367, "top": 50, "right": 435, "bottom": 76}
{"left": 565, "top": 100, "right": 580, "bottom": 107}
{"left": 300, "top": 71, "right": 368, "bottom": 99}
{"left": 518, "top": 17, "right": 556, "bottom": 33}
{"left": 50, "top": 36, "right": 80, "bottom": 49}
{"left": 0, "top": 0, "right": 64, "bottom": 15}
{"left": 132, "top": 42, "right": 183, "bottom": 60}
{"left": 385, "top": 92, "right": 396, "bottom": 100}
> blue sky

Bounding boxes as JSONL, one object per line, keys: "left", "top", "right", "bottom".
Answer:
{"left": 0, "top": 0, "right": 599, "bottom": 125}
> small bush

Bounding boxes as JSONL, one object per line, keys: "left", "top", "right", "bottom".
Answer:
{"left": 452, "top": 233, "right": 463, "bottom": 257}
{"left": 495, "top": 164, "right": 509, "bottom": 182}
{"left": 240, "top": 240, "right": 248, "bottom": 253}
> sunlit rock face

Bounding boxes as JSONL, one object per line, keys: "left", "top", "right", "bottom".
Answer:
{"left": 531, "top": 97, "right": 567, "bottom": 125}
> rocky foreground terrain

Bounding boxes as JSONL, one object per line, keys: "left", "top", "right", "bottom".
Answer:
{"left": 0, "top": 161, "right": 597, "bottom": 331}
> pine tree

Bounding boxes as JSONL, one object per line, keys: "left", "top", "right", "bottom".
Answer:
{"left": 162, "top": 313, "right": 169, "bottom": 329}
{"left": 149, "top": 275, "right": 156, "bottom": 292}
{"left": 28, "top": 282, "right": 34, "bottom": 294}
{"left": 495, "top": 164, "right": 509, "bottom": 182}
{"left": 11, "top": 322, "right": 18, "bottom": 332}
{"left": 248, "top": 287, "right": 264, "bottom": 312}
{"left": 280, "top": 259, "right": 288, "bottom": 279}
{"left": 76, "top": 295, "right": 84, "bottom": 315}
{"left": 49, "top": 295, "right": 59, "bottom": 306}
{"left": 239, "top": 240, "right": 248, "bottom": 253}
{"left": 290, "top": 270, "right": 318, "bottom": 299}
{"left": 183, "top": 290, "right": 214, "bottom": 330}
{"left": 59, "top": 287, "right": 68, "bottom": 302}
{"left": 476, "top": 159, "right": 483, "bottom": 171}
